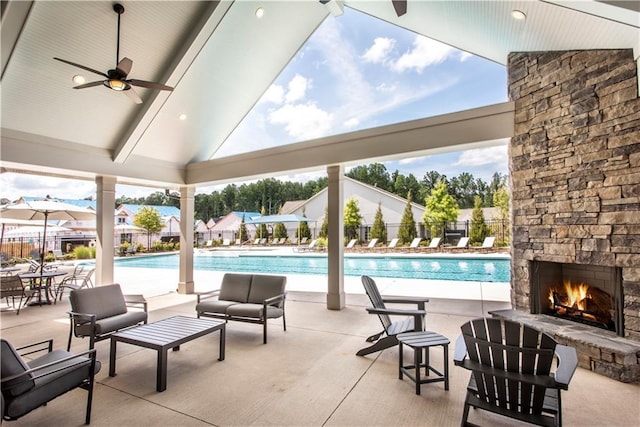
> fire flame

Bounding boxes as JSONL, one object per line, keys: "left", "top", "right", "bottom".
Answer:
{"left": 548, "top": 280, "right": 591, "bottom": 310}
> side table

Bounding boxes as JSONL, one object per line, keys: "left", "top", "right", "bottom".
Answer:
{"left": 398, "top": 331, "right": 450, "bottom": 395}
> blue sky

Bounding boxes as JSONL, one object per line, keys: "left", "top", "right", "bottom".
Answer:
{"left": 1, "top": 7, "right": 508, "bottom": 201}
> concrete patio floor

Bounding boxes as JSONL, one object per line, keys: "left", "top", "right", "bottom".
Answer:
{"left": 2, "top": 286, "right": 639, "bottom": 427}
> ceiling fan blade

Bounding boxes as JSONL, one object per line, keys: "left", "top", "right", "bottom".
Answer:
{"left": 53, "top": 57, "right": 108, "bottom": 78}
{"left": 123, "top": 87, "right": 143, "bottom": 104}
{"left": 129, "top": 79, "right": 174, "bottom": 91}
{"left": 392, "top": 0, "right": 407, "bottom": 16}
{"left": 73, "top": 81, "right": 104, "bottom": 89}
{"left": 116, "top": 57, "right": 133, "bottom": 77}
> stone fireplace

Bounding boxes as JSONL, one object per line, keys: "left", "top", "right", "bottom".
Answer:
{"left": 530, "top": 261, "right": 623, "bottom": 334}
{"left": 503, "top": 49, "right": 640, "bottom": 382}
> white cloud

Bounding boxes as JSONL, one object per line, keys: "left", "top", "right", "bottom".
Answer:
{"left": 260, "top": 84, "right": 284, "bottom": 105}
{"left": 285, "top": 74, "right": 309, "bottom": 104}
{"left": 452, "top": 144, "right": 509, "bottom": 167}
{"left": 375, "top": 82, "right": 397, "bottom": 93}
{"left": 268, "top": 103, "right": 333, "bottom": 140}
{"left": 398, "top": 156, "right": 429, "bottom": 165}
{"left": 391, "top": 36, "right": 456, "bottom": 73}
{"left": 0, "top": 174, "right": 96, "bottom": 202}
{"left": 343, "top": 118, "right": 360, "bottom": 129}
{"left": 362, "top": 37, "right": 396, "bottom": 64}
{"left": 459, "top": 51, "right": 473, "bottom": 62}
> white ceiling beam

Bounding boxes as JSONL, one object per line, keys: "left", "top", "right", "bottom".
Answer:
{"left": 186, "top": 102, "right": 515, "bottom": 186}
{"left": 1, "top": 0, "right": 33, "bottom": 80}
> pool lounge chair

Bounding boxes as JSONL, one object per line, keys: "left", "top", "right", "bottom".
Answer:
{"left": 387, "top": 238, "right": 399, "bottom": 248}
{"left": 456, "top": 237, "right": 469, "bottom": 248}
{"left": 409, "top": 238, "right": 422, "bottom": 249}
{"left": 294, "top": 239, "right": 318, "bottom": 252}
{"left": 426, "top": 237, "right": 441, "bottom": 249}
{"left": 481, "top": 236, "right": 496, "bottom": 248}
{"left": 366, "top": 238, "right": 378, "bottom": 249}
{"left": 346, "top": 239, "right": 357, "bottom": 249}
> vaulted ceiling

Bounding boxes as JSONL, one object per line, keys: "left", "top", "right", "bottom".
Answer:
{"left": 1, "top": 1, "right": 638, "bottom": 189}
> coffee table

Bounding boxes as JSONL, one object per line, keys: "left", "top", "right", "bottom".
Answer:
{"left": 109, "top": 316, "right": 225, "bottom": 392}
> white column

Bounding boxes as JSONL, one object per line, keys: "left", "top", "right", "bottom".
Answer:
{"left": 326, "top": 165, "right": 345, "bottom": 310}
{"left": 178, "top": 186, "right": 195, "bottom": 294}
{"left": 95, "top": 176, "right": 116, "bottom": 286}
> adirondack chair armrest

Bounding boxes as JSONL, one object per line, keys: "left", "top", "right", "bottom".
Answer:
{"left": 196, "top": 289, "right": 221, "bottom": 303}
{"left": 457, "top": 359, "right": 560, "bottom": 389}
{"left": 366, "top": 307, "right": 426, "bottom": 318}
{"left": 382, "top": 296, "right": 429, "bottom": 310}
{"left": 554, "top": 344, "right": 578, "bottom": 388}
{"left": 453, "top": 334, "right": 467, "bottom": 365}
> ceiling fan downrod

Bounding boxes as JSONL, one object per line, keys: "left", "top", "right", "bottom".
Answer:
{"left": 113, "top": 3, "right": 125, "bottom": 67}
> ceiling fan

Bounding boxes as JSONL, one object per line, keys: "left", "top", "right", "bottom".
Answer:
{"left": 53, "top": 3, "right": 173, "bottom": 104}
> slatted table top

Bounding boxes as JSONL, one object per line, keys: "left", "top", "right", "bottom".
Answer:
{"left": 112, "top": 315, "right": 225, "bottom": 349}
{"left": 397, "top": 331, "right": 450, "bottom": 348}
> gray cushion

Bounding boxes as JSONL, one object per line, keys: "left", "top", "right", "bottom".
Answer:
{"left": 247, "top": 275, "right": 286, "bottom": 304}
{"left": 5, "top": 350, "right": 100, "bottom": 419}
{"left": 226, "top": 303, "right": 284, "bottom": 319}
{"left": 219, "top": 274, "right": 253, "bottom": 302}
{"left": 69, "top": 284, "right": 127, "bottom": 320}
{"left": 0, "top": 339, "right": 34, "bottom": 397}
{"left": 196, "top": 299, "right": 240, "bottom": 315}
{"left": 75, "top": 311, "right": 147, "bottom": 336}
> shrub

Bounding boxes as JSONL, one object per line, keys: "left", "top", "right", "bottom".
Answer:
{"left": 73, "top": 245, "right": 92, "bottom": 259}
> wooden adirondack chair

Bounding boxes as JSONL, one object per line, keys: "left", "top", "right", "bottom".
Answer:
{"left": 357, "top": 275, "right": 428, "bottom": 356}
{"left": 454, "top": 318, "right": 578, "bottom": 427}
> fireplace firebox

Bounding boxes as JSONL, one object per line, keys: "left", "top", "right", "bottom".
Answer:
{"left": 530, "top": 261, "right": 624, "bottom": 336}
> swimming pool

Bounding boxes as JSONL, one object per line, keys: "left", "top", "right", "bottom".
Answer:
{"left": 115, "top": 253, "right": 510, "bottom": 283}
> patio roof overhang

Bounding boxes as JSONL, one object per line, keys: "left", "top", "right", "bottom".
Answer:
{"left": 1, "top": 1, "right": 637, "bottom": 189}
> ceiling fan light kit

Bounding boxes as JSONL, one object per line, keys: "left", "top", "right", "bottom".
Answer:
{"left": 53, "top": 3, "right": 173, "bottom": 104}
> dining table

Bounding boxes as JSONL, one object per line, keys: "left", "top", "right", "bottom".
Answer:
{"left": 0, "top": 266, "right": 21, "bottom": 276}
{"left": 18, "top": 270, "right": 68, "bottom": 306}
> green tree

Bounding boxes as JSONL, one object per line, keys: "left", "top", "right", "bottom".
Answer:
{"left": 133, "top": 207, "right": 163, "bottom": 250}
{"left": 319, "top": 206, "right": 329, "bottom": 239}
{"left": 422, "top": 182, "right": 460, "bottom": 238}
{"left": 274, "top": 222, "right": 288, "bottom": 239}
{"left": 297, "top": 209, "right": 312, "bottom": 240}
{"left": 343, "top": 197, "right": 362, "bottom": 241}
{"left": 470, "top": 195, "right": 490, "bottom": 244}
{"left": 346, "top": 163, "right": 392, "bottom": 191}
{"left": 493, "top": 185, "right": 510, "bottom": 245}
{"left": 257, "top": 206, "right": 268, "bottom": 240}
{"left": 398, "top": 191, "right": 417, "bottom": 244}
{"left": 238, "top": 214, "right": 248, "bottom": 242}
{"left": 369, "top": 202, "right": 387, "bottom": 243}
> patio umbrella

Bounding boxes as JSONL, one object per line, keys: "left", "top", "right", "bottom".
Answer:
{"left": 0, "top": 198, "right": 95, "bottom": 268}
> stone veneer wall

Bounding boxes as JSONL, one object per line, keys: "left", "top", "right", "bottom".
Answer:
{"left": 508, "top": 49, "right": 640, "bottom": 342}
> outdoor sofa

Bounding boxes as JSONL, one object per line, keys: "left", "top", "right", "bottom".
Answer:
{"left": 196, "top": 273, "right": 286, "bottom": 344}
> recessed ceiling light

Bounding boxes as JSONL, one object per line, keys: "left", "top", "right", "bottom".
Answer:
{"left": 72, "top": 75, "right": 85, "bottom": 85}
{"left": 179, "top": 114, "right": 187, "bottom": 121}
{"left": 255, "top": 7, "right": 264, "bottom": 18}
{"left": 511, "top": 10, "right": 526, "bottom": 21}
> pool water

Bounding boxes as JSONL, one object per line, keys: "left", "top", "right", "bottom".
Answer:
{"left": 115, "top": 253, "right": 510, "bottom": 283}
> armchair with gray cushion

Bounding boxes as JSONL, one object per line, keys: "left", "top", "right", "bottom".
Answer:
{"left": 67, "top": 283, "right": 148, "bottom": 351}
{"left": 1, "top": 338, "right": 100, "bottom": 424}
